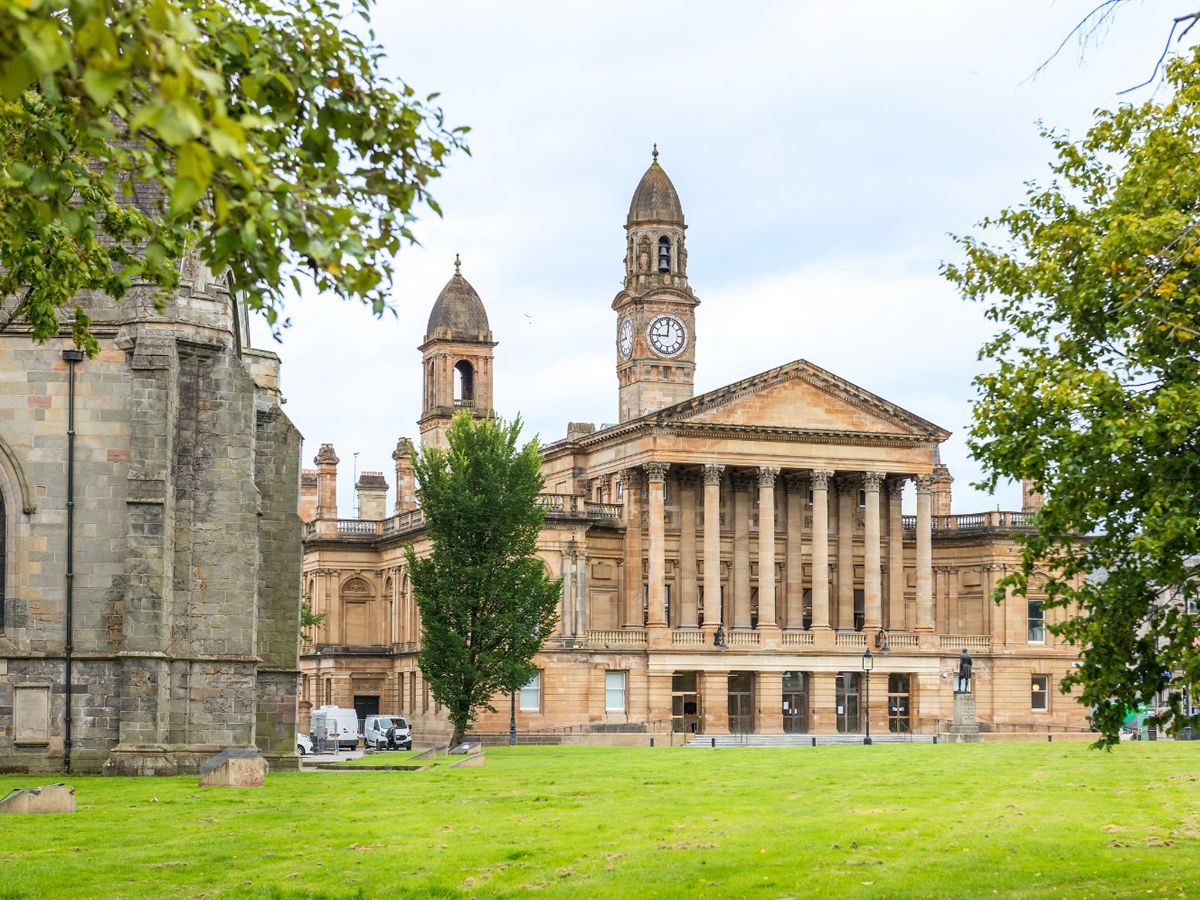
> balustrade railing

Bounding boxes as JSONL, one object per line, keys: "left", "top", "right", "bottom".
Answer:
{"left": 900, "top": 511, "right": 1039, "bottom": 534}
{"left": 586, "top": 629, "right": 647, "bottom": 647}
{"left": 728, "top": 630, "right": 760, "bottom": 647}
{"left": 782, "top": 631, "right": 815, "bottom": 647}
{"left": 835, "top": 631, "right": 867, "bottom": 648}
{"left": 940, "top": 634, "right": 992, "bottom": 654}
{"left": 670, "top": 629, "right": 706, "bottom": 646}
{"left": 885, "top": 632, "right": 920, "bottom": 650}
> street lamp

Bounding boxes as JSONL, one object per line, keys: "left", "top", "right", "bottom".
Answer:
{"left": 509, "top": 689, "right": 517, "bottom": 746}
{"left": 862, "top": 648, "right": 874, "bottom": 745}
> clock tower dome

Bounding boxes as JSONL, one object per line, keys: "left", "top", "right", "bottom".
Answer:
{"left": 613, "top": 147, "right": 699, "bottom": 422}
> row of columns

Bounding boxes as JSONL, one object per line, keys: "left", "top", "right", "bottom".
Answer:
{"left": 622, "top": 463, "right": 936, "bottom": 633}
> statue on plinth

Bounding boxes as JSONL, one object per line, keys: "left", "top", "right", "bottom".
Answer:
{"left": 955, "top": 648, "right": 973, "bottom": 694}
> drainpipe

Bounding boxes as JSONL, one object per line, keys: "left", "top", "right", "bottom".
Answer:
{"left": 61, "top": 348, "right": 84, "bottom": 774}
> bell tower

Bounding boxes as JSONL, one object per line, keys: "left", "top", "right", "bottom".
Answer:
{"left": 418, "top": 256, "right": 497, "bottom": 449}
{"left": 612, "top": 146, "right": 699, "bottom": 422}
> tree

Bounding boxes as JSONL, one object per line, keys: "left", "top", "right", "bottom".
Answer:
{"left": 0, "top": 0, "right": 467, "bottom": 355}
{"left": 300, "top": 596, "right": 325, "bottom": 648}
{"left": 405, "top": 413, "right": 561, "bottom": 747}
{"left": 943, "top": 48, "right": 1200, "bottom": 747}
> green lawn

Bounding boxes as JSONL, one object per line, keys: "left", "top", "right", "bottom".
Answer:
{"left": 1, "top": 743, "right": 1198, "bottom": 898}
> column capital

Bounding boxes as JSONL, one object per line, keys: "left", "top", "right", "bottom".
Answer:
{"left": 783, "top": 472, "right": 807, "bottom": 492}
{"left": 916, "top": 474, "right": 934, "bottom": 494}
{"left": 885, "top": 475, "right": 908, "bottom": 498}
{"left": 757, "top": 465, "right": 780, "bottom": 488}
{"left": 619, "top": 466, "right": 643, "bottom": 486}
{"left": 702, "top": 463, "right": 725, "bottom": 485}
{"left": 862, "top": 471, "right": 884, "bottom": 492}
{"left": 835, "top": 474, "right": 859, "bottom": 493}
{"left": 644, "top": 461, "right": 670, "bottom": 483}
{"left": 679, "top": 470, "right": 702, "bottom": 489}
{"left": 811, "top": 468, "right": 834, "bottom": 490}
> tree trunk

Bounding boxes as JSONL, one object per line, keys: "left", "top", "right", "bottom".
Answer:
{"left": 451, "top": 724, "right": 465, "bottom": 747}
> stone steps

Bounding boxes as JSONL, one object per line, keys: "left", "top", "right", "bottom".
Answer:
{"left": 685, "top": 733, "right": 937, "bottom": 748}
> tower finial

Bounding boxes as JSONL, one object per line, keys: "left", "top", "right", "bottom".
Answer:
{"left": 454, "top": 253, "right": 461, "bottom": 275}
{"left": 652, "top": 143, "right": 658, "bottom": 163}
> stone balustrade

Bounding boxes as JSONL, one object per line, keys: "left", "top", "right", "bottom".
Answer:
{"left": 901, "top": 511, "right": 1037, "bottom": 535}
{"left": 939, "top": 634, "right": 992, "bottom": 654}
{"left": 781, "top": 631, "right": 815, "bottom": 648}
{"left": 585, "top": 629, "right": 647, "bottom": 647}
{"left": 885, "top": 632, "right": 920, "bottom": 650}
{"left": 728, "top": 630, "right": 760, "bottom": 647}
{"left": 671, "top": 629, "right": 706, "bottom": 646}
{"left": 835, "top": 631, "right": 867, "bottom": 649}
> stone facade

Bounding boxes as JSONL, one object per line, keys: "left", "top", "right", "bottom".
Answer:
{"left": 0, "top": 257, "right": 302, "bottom": 774}
{"left": 300, "top": 152, "right": 1088, "bottom": 741}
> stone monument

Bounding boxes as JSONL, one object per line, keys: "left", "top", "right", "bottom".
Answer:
{"left": 948, "top": 648, "right": 980, "bottom": 742}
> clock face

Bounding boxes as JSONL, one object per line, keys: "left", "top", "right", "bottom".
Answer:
{"left": 647, "top": 314, "right": 686, "bottom": 357}
{"left": 618, "top": 318, "right": 633, "bottom": 358}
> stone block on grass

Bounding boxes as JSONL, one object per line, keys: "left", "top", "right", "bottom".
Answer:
{"left": 0, "top": 784, "right": 75, "bottom": 814}
{"left": 198, "top": 748, "right": 267, "bottom": 788}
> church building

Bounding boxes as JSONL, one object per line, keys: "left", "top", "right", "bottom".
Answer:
{"left": 300, "top": 151, "right": 1088, "bottom": 740}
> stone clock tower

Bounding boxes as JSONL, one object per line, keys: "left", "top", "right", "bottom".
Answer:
{"left": 613, "top": 147, "right": 699, "bottom": 422}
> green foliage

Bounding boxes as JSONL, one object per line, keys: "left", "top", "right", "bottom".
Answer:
{"left": 0, "top": 0, "right": 468, "bottom": 355}
{"left": 944, "top": 49, "right": 1200, "bottom": 747}
{"left": 300, "top": 597, "right": 325, "bottom": 646}
{"left": 405, "top": 413, "right": 561, "bottom": 745}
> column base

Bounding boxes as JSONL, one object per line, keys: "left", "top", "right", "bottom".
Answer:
{"left": 757, "top": 624, "right": 782, "bottom": 651}
{"left": 647, "top": 624, "right": 671, "bottom": 650}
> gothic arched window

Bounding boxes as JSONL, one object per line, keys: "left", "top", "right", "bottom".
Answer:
{"left": 657, "top": 237, "right": 671, "bottom": 273}
{"left": 454, "top": 360, "right": 475, "bottom": 406}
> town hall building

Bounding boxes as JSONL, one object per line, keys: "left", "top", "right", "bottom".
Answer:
{"left": 299, "top": 151, "right": 1088, "bottom": 741}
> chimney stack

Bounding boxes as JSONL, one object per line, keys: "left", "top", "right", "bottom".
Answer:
{"left": 356, "top": 471, "right": 389, "bottom": 520}
{"left": 392, "top": 438, "right": 418, "bottom": 513}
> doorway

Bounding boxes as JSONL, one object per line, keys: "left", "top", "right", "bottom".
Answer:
{"left": 835, "top": 672, "right": 862, "bottom": 733}
{"left": 672, "top": 671, "right": 700, "bottom": 734}
{"left": 783, "top": 671, "right": 809, "bottom": 734}
{"left": 353, "top": 694, "right": 380, "bottom": 732}
{"left": 728, "top": 671, "right": 755, "bottom": 734}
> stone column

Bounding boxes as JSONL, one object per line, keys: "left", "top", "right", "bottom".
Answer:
{"left": 886, "top": 477, "right": 906, "bottom": 630}
{"left": 561, "top": 551, "right": 574, "bottom": 639}
{"left": 731, "top": 472, "right": 753, "bottom": 628}
{"left": 645, "top": 462, "right": 669, "bottom": 627}
{"left": 784, "top": 475, "right": 805, "bottom": 628}
{"left": 863, "top": 472, "right": 883, "bottom": 631}
{"left": 810, "top": 469, "right": 833, "bottom": 629}
{"left": 620, "top": 468, "right": 643, "bottom": 628}
{"left": 576, "top": 551, "right": 588, "bottom": 636}
{"left": 679, "top": 472, "right": 699, "bottom": 627}
{"left": 702, "top": 465, "right": 724, "bottom": 636}
{"left": 702, "top": 671, "right": 729, "bottom": 734}
{"left": 837, "top": 477, "right": 855, "bottom": 630}
{"left": 757, "top": 467, "right": 780, "bottom": 628}
{"left": 757, "top": 671, "right": 784, "bottom": 734}
{"left": 915, "top": 474, "right": 934, "bottom": 632}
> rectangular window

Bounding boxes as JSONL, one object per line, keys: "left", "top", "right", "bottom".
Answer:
{"left": 1027, "top": 600, "right": 1045, "bottom": 643}
{"left": 858, "top": 489, "right": 866, "bottom": 509}
{"left": 605, "top": 671, "right": 627, "bottom": 712}
{"left": 520, "top": 672, "right": 542, "bottom": 711}
{"left": 397, "top": 673, "right": 404, "bottom": 712}
{"left": 617, "top": 480, "right": 623, "bottom": 499}
{"left": 803, "top": 588, "right": 813, "bottom": 630}
{"left": 1031, "top": 674, "right": 1050, "bottom": 712}
{"left": 423, "top": 682, "right": 430, "bottom": 713}
{"left": 853, "top": 589, "right": 865, "bottom": 631}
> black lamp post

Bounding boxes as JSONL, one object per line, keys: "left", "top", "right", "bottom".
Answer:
{"left": 862, "top": 648, "right": 874, "bottom": 745}
{"left": 509, "top": 689, "right": 517, "bottom": 746}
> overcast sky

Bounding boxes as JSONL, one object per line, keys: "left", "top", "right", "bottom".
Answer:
{"left": 250, "top": 1, "right": 1172, "bottom": 517}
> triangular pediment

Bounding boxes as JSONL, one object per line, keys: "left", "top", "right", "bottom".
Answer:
{"left": 647, "top": 360, "right": 948, "bottom": 439}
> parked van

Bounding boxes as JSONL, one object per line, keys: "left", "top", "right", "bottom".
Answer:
{"left": 310, "top": 705, "right": 361, "bottom": 751}
{"left": 363, "top": 715, "right": 412, "bottom": 750}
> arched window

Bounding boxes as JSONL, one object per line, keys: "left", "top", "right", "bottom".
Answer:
{"left": 657, "top": 237, "right": 671, "bottom": 273}
{"left": 454, "top": 360, "right": 475, "bottom": 406}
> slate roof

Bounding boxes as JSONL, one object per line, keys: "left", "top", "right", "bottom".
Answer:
{"left": 425, "top": 264, "right": 492, "bottom": 342}
{"left": 627, "top": 149, "right": 685, "bottom": 226}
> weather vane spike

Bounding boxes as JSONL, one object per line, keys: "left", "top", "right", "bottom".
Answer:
{"left": 454, "top": 253, "right": 461, "bottom": 274}
{"left": 652, "top": 143, "right": 658, "bottom": 162}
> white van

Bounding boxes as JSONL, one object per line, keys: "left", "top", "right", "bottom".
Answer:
{"left": 363, "top": 714, "right": 412, "bottom": 750}
{"left": 310, "top": 705, "right": 361, "bottom": 751}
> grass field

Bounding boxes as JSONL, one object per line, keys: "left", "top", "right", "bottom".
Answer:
{"left": 1, "top": 743, "right": 1198, "bottom": 898}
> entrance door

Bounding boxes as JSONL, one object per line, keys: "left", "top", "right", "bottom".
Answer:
{"left": 728, "top": 672, "right": 755, "bottom": 734}
{"left": 835, "top": 672, "right": 861, "bottom": 733}
{"left": 783, "top": 671, "right": 809, "bottom": 734}
{"left": 671, "top": 671, "right": 700, "bottom": 734}
{"left": 353, "top": 695, "right": 380, "bottom": 733}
